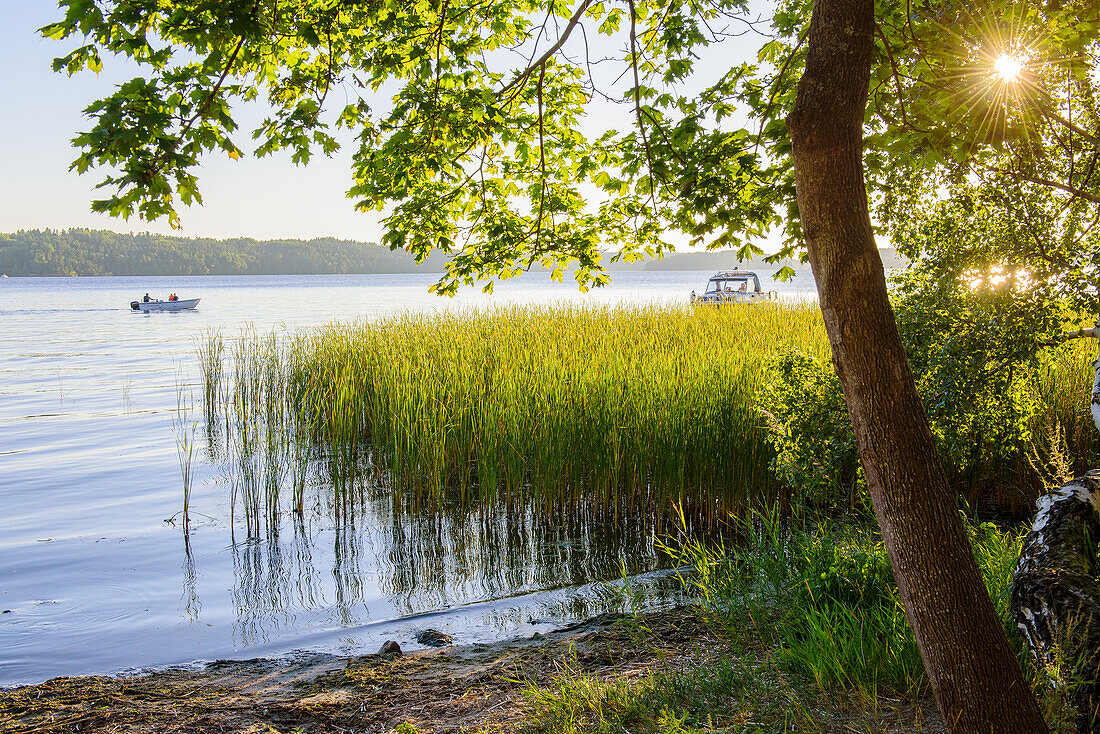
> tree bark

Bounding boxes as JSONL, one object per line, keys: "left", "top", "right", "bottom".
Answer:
{"left": 785, "top": 0, "right": 1047, "bottom": 731}
{"left": 1012, "top": 471, "right": 1100, "bottom": 732}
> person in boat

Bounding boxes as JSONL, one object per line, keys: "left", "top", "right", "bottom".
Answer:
{"left": 169, "top": 293, "right": 178, "bottom": 302}
{"left": 738, "top": 281, "right": 747, "bottom": 292}
{"left": 143, "top": 293, "right": 151, "bottom": 303}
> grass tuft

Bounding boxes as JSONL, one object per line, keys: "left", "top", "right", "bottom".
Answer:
{"left": 521, "top": 652, "right": 810, "bottom": 734}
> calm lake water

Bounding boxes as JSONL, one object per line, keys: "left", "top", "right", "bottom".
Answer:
{"left": 0, "top": 270, "right": 817, "bottom": 686}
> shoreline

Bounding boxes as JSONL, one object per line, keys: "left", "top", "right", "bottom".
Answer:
{"left": 1, "top": 606, "right": 946, "bottom": 733}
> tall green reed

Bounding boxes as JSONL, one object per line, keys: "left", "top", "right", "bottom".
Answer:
{"left": 173, "top": 382, "right": 197, "bottom": 528}
{"left": 197, "top": 328, "right": 310, "bottom": 537}
{"left": 201, "top": 303, "right": 827, "bottom": 533}
{"left": 196, "top": 329, "right": 224, "bottom": 454}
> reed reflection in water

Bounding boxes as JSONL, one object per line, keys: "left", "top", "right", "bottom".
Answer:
{"left": 216, "top": 487, "right": 678, "bottom": 649}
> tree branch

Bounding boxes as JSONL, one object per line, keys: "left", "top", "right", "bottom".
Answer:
{"left": 628, "top": 0, "right": 657, "bottom": 214}
{"left": 1039, "top": 102, "right": 1100, "bottom": 146}
{"left": 1017, "top": 171, "right": 1100, "bottom": 204}
{"left": 533, "top": 64, "right": 547, "bottom": 253}
{"left": 873, "top": 22, "right": 928, "bottom": 135}
{"left": 753, "top": 28, "right": 807, "bottom": 154}
{"left": 180, "top": 34, "right": 248, "bottom": 143}
{"left": 499, "top": 0, "right": 594, "bottom": 98}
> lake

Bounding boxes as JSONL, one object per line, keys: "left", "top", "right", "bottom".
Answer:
{"left": 0, "top": 269, "right": 817, "bottom": 686}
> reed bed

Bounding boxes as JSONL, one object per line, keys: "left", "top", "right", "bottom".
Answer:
{"left": 199, "top": 303, "right": 828, "bottom": 534}
{"left": 197, "top": 303, "right": 1100, "bottom": 537}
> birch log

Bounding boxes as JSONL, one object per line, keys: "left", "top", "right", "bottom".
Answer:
{"left": 1011, "top": 471, "right": 1100, "bottom": 732}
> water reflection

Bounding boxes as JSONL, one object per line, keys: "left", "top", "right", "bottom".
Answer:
{"left": 291, "top": 516, "right": 323, "bottom": 612}
{"left": 232, "top": 537, "right": 292, "bottom": 646}
{"left": 331, "top": 522, "right": 365, "bottom": 628}
{"left": 195, "top": 336, "right": 686, "bottom": 652}
{"left": 214, "top": 486, "right": 678, "bottom": 650}
{"left": 180, "top": 532, "right": 201, "bottom": 623}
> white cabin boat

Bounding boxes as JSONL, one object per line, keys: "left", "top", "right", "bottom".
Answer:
{"left": 130, "top": 298, "right": 200, "bottom": 312}
{"left": 691, "top": 271, "right": 776, "bottom": 305}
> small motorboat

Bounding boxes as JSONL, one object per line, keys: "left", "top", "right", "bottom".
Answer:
{"left": 691, "top": 271, "right": 777, "bottom": 305}
{"left": 130, "top": 298, "right": 200, "bottom": 312}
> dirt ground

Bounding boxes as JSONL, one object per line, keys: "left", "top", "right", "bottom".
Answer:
{"left": 0, "top": 609, "right": 945, "bottom": 734}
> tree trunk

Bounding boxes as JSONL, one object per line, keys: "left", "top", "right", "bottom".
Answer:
{"left": 785, "top": 0, "right": 1047, "bottom": 731}
{"left": 1012, "top": 471, "right": 1100, "bottom": 732}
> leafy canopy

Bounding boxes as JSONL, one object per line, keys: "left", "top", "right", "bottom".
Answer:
{"left": 44, "top": 0, "right": 1100, "bottom": 295}
{"left": 45, "top": 0, "right": 782, "bottom": 293}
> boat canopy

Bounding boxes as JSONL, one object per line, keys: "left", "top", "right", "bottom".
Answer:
{"left": 704, "top": 270, "right": 762, "bottom": 294}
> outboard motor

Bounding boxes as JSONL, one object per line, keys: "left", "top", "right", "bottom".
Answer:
{"left": 130, "top": 301, "right": 140, "bottom": 310}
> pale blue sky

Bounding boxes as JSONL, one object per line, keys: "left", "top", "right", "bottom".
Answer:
{"left": 0, "top": 3, "right": 770, "bottom": 244}
{"left": 0, "top": 3, "right": 381, "bottom": 240}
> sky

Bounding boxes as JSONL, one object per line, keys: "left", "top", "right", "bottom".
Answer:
{"left": 0, "top": 3, "right": 385, "bottom": 241}
{"left": 0, "top": 3, "right": 771, "bottom": 244}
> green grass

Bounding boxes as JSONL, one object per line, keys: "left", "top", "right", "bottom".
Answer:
{"left": 520, "top": 652, "right": 811, "bottom": 734}
{"left": 514, "top": 519, "right": 1077, "bottom": 730}
{"left": 200, "top": 303, "right": 829, "bottom": 533}
{"left": 663, "top": 511, "right": 1080, "bottom": 728}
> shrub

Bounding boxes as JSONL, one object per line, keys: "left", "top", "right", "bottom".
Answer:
{"left": 669, "top": 513, "right": 1050, "bottom": 703}
{"left": 757, "top": 353, "right": 863, "bottom": 513}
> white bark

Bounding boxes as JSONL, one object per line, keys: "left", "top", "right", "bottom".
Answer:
{"left": 1012, "top": 472, "right": 1100, "bottom": 732}
{"left": 1092, "top": 333, "right": 1100, "bottom": 434}
{"left": 1050, "top": 324, "right": 1100, "bottom": 432}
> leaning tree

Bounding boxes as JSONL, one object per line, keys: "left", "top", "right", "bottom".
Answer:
{"left": 45, "top": 0, "right": 1100, "bottom": 729}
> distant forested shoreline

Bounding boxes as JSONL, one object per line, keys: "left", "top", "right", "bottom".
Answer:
{"left": 0, "top": 228, "right": 902, "bottom": 277}
{"left": 0, "top": 229, "right": 448, "bottom": 276}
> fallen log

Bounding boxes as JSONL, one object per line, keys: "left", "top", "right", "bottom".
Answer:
{"left": 1011, "top": 470, "right": 1100, "bottom": 732}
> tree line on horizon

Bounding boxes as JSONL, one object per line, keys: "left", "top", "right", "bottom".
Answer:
{"left": 0, "top": 228, "right": 451, "bottom": 276}
{"left": 0, "top": 228, "right": 885, "bottom": 277}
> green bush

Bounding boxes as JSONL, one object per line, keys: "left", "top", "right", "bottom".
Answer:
{"left": 796, "top": 528, "right": 895, "bottom": 611}
{"left": 670, "top": 515, "right": 918, "bottom": 698}
{"left": 892, "top": 266, "right": 1051, "bottom": 480}
{"left": 758, "top": 295, "right": 1083, "bottom": 509}
{"left": 757, "top": 353, "right": 863, "bottom": 512}
{"left": 777, "top": 531, "right": 921, "bottom": 698}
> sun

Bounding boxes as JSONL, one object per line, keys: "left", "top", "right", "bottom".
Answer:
{"left": 994, "top": 53, "right": 1024, "bottom": 82}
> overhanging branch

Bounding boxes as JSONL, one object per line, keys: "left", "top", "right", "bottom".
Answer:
{"left": 499, "top": 0, "right": 595, "bottom": 98}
